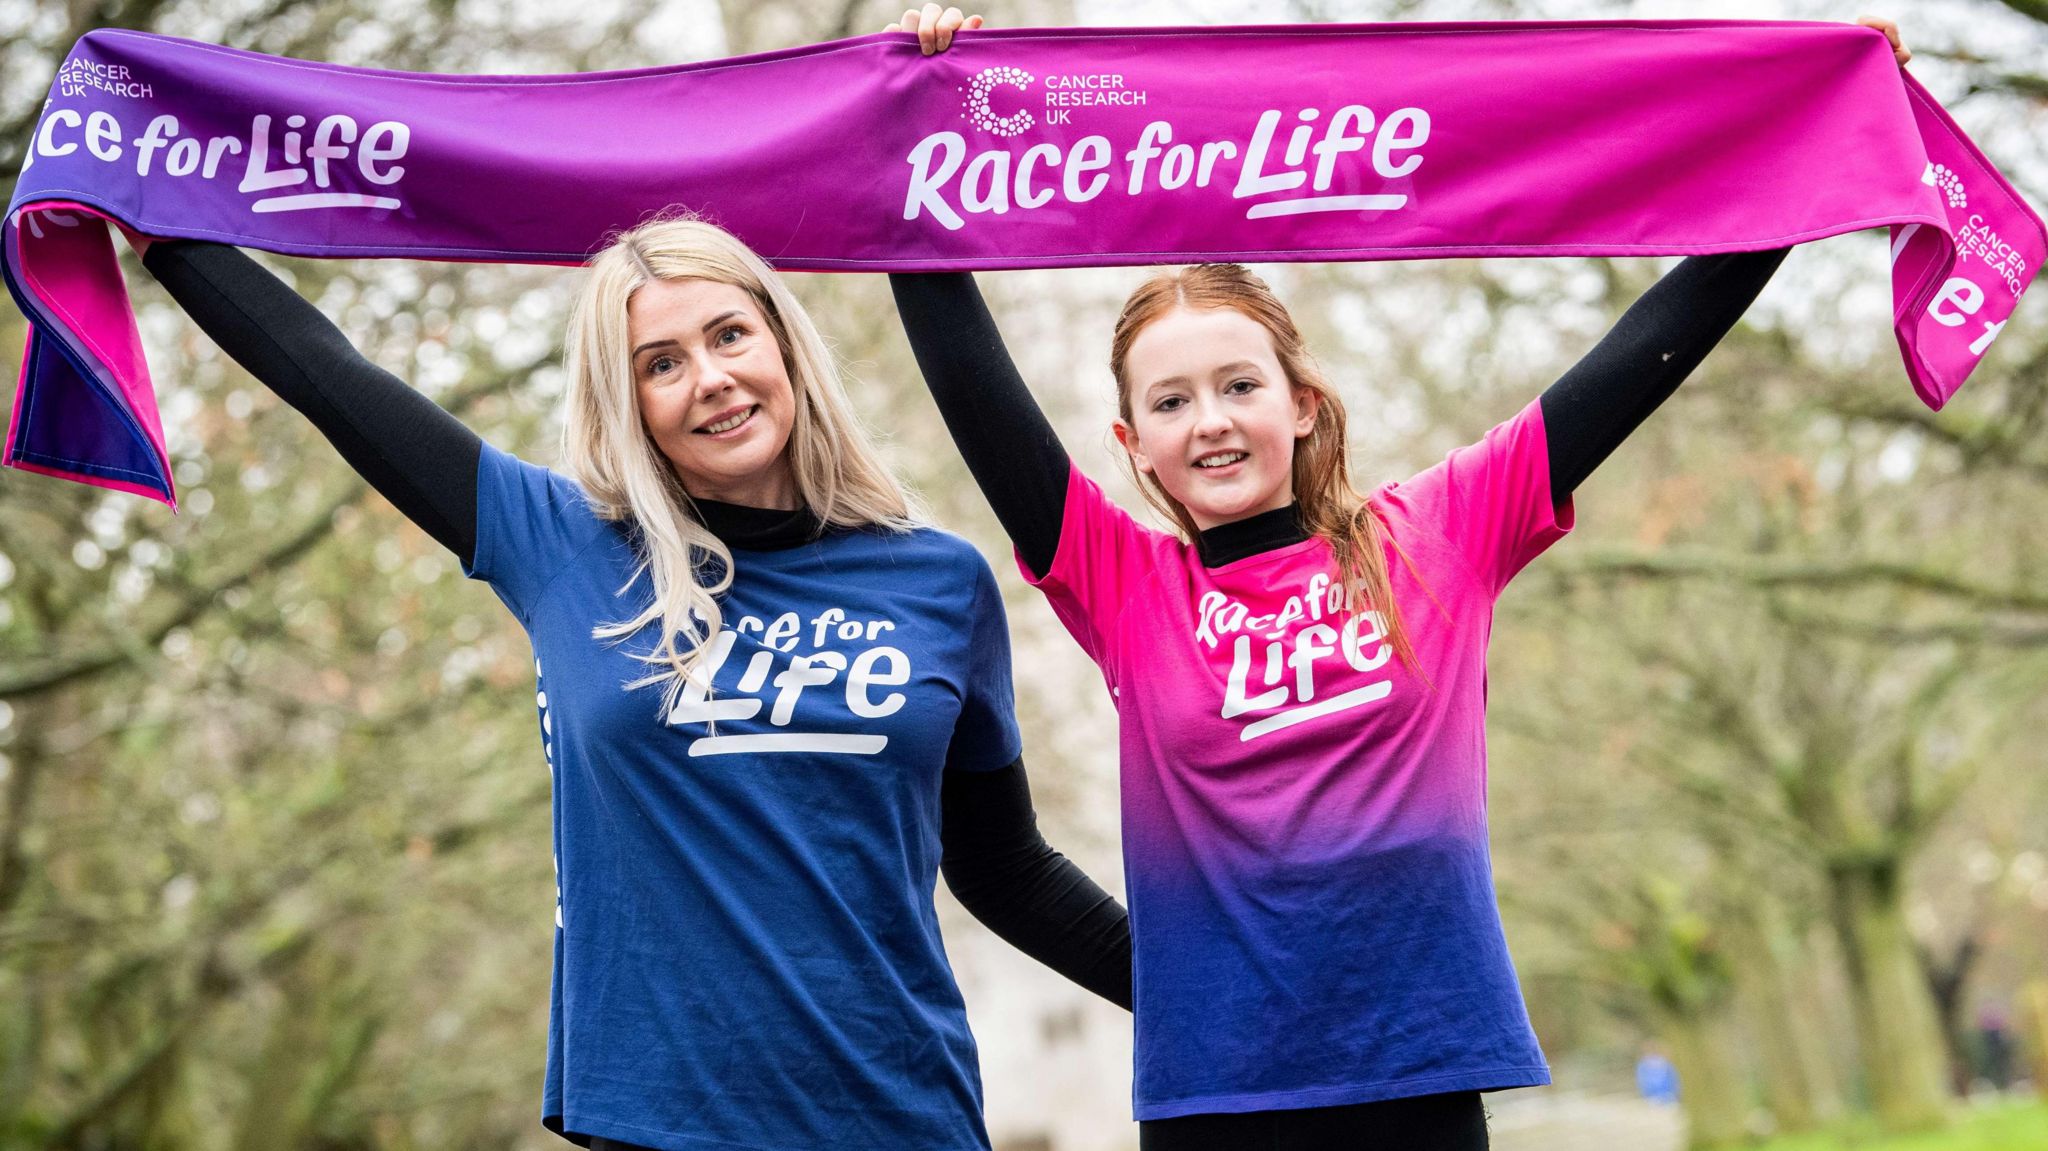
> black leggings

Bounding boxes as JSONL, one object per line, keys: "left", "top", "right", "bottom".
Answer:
{"left": 588, "top": 1092, "right": 1485, "bottom": 1151}
{"left": 1139, "top": 1091, "right": 1489, "bottom": 1151}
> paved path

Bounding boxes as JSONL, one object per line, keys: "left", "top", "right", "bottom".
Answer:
{"left": 1488, "top": 1090, "right": 1686, "bottom": 1151}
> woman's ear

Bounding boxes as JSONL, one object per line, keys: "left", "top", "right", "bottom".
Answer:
{"left": 1293, "top": 385, "right": 1323, "bottom": 438}
{"left": 1113, "top": 419, "right": 1154, "bottom": 475}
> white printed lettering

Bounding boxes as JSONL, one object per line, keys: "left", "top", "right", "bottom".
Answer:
{"left": 1930, "top": 276, "right": 1984, "bottom": 327}
{"left": 848, "top": 647, "right": 911, "bottom": 718}
{"left": 1222, "top": 635, "right": 1288, "bottom": 718}
{"left": 1065, "top": 135, "right": 1112, "bottom": 202}
{"left": 770, "top": 651, "right": 845, "bottom": 724}
{"left": 85, "top": 111, "right": 122, "bottom": 161}
{"left": 239, "top": 115, "right": 307, "bottom": 193}
{"left": 763, "top": 611, "right": 801, "bottom": 652}
{"left": 358, "top": 121, "right": 408, "bottom": 184}
{"left": 133, "top": 115, "right": 179, "bottom": 177}
{"left": 1015, "top": 142, "right": 1061, "bottom": 209}
{"left": 35, "top": 109, "right": 81, "bottom": 159}
{"left": 905, "top": 132, "right": 967, "bottom": 230}
{"left": 1372, "top": 108, "right": 1429, "bottom": 177}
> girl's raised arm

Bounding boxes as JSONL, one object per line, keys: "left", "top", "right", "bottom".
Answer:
{"left": 1540, "top": 248, "right": 1789, "bottom": 497}
{"left": 1540, "top": 17, "right": 1908, "bottom": 494}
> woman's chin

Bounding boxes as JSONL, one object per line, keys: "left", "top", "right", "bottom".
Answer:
{"left": 669, "top": 446, "right": 796, "bottom": 505}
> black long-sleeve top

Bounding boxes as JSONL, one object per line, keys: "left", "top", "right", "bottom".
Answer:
{"left": 142, "top": 240, "right": 1133, "bottom": 1011}
{"left": 889, "top": 251, "right": 1788, "bottom": 577}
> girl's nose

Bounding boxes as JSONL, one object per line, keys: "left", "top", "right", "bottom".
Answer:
{"left": 1192, "top": 400, "right": 1233, "bottom": 438}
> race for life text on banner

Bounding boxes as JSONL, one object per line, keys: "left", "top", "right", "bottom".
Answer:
{"left": 7, "top": 21, "right": 2042, "bottom": 505}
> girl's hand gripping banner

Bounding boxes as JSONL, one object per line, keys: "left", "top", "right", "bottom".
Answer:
{"left": 8, "top": 22, "right": 2042, "bottom": 505}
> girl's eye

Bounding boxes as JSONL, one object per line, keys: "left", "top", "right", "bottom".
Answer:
{"left": 1153, "top": 396, "right": 1186, "bottom": 413}
{"left": 1226, "top": 378, "right": 1258, "bottom": 394}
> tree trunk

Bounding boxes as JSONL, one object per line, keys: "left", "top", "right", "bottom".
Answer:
{"left": 1919, "top": 932, "right": 1981, "bottom": 1095}
{"left": 1731, "top": 902, "right": 1840, "bottom": 1132}
{"left": 0, "top": 696, "right": 57, "bottom": 1122}
{"left": 1826, "top": 860, "right": 1949, "bottom": 1131}
{"left": 1660, "top": 1008, "right": 1751, "bottom": 1151}
{"left": 2020, "top": 981, "right": 2048, "bottom": 1092}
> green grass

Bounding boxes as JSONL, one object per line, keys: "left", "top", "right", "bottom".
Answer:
{"left": 1752, "top": 1099, "right": 2048, "bottom": 1151}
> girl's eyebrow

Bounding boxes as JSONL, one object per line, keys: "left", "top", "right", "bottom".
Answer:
{"left": 1143, "top": 374, "right": 1192, "bottom": 401}
{"left": 1146, "top": 360, "right": 1264, "bottom": 397}
{"left": 1208, "top": 360, "right": 1262, "bottom": 379}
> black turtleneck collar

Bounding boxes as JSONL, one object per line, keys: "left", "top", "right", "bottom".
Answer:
{"left": 694, "top": 498, "right": 1308, "bottom": 562}
{"left": 1195, "top": 503, "right": 1311, "bottom": 568}
{"left": 692, "top": 498, "right": 824, "bottom": 551}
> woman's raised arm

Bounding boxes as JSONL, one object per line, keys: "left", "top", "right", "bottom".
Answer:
{"left": 889, "top": 272, "right": 1072, "bottom": 578}
{"left": 143, "top": 242, "right": 484, "bottom": 564}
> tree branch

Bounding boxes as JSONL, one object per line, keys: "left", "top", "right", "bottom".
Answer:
{"left": 0, "top": 481, "right": 369, "bottom": 701}
{"left": 1994, "top": 0, "right": 2048, "bottom": 26}
{"left": 1823, "top": 392, "right": 2048, "bottom": 482}
{"left": 0, "top": 339, "right": 533, "bottom": 703}
{"left": 1554, "top": 547, "right": 2048, "bottom": 615}
{"left": 1772, "top": 603, "right": 2048, "bottom": 648}
{"left": 38, "top": 930, "right": 315, "bottom": 1150}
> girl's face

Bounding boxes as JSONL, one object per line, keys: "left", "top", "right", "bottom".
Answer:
{"left": 628, "top": 277, "right": 799, "bottom": 509}
{"left": 1115, "top": 304, "right": 1320, "bottom": 532}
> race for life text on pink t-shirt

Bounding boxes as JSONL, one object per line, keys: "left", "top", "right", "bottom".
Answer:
{"left": 1027, "top": 399, "right": 1570, "bottom": 1119}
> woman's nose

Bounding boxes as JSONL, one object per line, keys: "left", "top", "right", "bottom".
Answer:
{"left": 692, "top": 354, "right": 736, "bottom": 400}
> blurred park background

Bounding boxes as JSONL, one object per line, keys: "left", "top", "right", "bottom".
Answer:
{"left": 2, "top": 0, "right": 2047, "bottom": 1147}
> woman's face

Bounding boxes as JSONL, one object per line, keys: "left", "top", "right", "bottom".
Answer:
{"left": 1115, "top": 304, "right": 1319, "bottom": 532}
{"left": 628, "top": 277, "right": 799, "bottom": 509}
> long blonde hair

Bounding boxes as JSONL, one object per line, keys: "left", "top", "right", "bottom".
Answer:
{"left": 562, "top": 216, "right": 917, "bottom": 708}
{"left": 1109, "top": 264, "right": 1422, "bottom": 671}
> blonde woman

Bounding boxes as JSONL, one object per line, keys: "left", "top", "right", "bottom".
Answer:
{"left": 136, "top": 216, "right": 1129, "bottom": 1150}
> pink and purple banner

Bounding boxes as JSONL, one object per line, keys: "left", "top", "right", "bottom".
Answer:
{"left": 7, "top": 21, "right": 2042, "bottom": 506}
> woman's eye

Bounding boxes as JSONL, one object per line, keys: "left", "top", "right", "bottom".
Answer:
{"left": 716, "top": 325, "right": 745, "bottom": 346}
{"left": 648, "top": 355, "right": 677, "bottom": 376}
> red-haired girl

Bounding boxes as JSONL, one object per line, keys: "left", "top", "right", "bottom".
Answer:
{"left": 889, "top": 12, "right": 1907, "bottom": 1146}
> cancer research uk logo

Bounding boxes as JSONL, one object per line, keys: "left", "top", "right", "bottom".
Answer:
{"left": 1924, "top": 162, "right": 1967, "bottom": 209}
{"left": 56, "top": 57, "right": 153, "bottom": 100}
{"left": 1898, "top": 158, "right": 2030, "bottom": 361}
{"left": 963, "top": 66, "right": 1035, "bottom": 137}
{"left": 23, "top": 54, "right": 413, "bottom": 218}
{"left": 906, "top": 63, "right": 1431, "bottom": 233}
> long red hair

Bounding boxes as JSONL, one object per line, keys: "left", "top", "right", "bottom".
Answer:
{"left": 1109, "top": 264, "right": 1423, "bottom": 672}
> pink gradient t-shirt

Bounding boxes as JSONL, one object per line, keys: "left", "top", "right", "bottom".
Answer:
{"left": 1028, "top": 399, "right": 1571, "bottom": 1120}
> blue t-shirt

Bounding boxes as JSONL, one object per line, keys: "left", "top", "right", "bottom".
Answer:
{"left": 467, "top": 444, "right": 1021, "bottom": 1150}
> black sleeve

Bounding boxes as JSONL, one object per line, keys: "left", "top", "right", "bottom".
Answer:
{"left": 939, "top": 759, "right": 1133, "bottom": 1011}
{"left": 141, "top": 241, "right": 483, "bottom": 565}
{"left": 889, "top": 273, "right": 1070, "bottom": 579}
{"left": 1540, "top": 248, "right": 1790, "bottom": 496}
